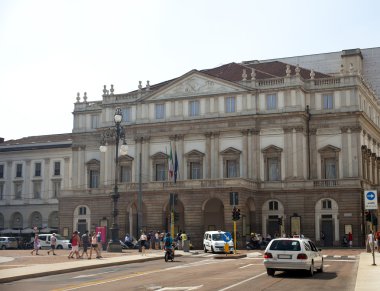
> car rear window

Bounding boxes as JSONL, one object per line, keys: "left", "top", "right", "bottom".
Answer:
{"left": 269, "top": 240, "right": 301, "bottom": 251}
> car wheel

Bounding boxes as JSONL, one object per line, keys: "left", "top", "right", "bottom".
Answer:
{"left": 267, "top": 268, "right": 275, "bottom": 276}
{"left": 211, "top": 246, "right": 215, "bottom": 254}
{"left": 1, "top": 245, "right": 6, "bottom": 250}
{"left": 57, "top": 245, "right": 63, "bottom": 249}
{"left": 308, "top": 262, "right": 314, "bottom": 277}
{"left": 204, "top": 246, "right": 207, "bottom": 253}
{"left": 317, "top": 259, "right": 324, "bottom": 273}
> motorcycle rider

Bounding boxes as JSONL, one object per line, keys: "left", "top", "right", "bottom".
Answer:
{"left": 163, "top": 232, "right": 174, "bottom": 259}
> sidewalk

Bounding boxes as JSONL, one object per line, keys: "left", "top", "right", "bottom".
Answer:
{"left": 355, "top": 251, "right": 380, "bottom": 291}
{"left": 0, "top": 248, "right": 174, "bottom": 283}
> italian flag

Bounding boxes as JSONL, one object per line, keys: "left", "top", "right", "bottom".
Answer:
{"left": 168, "top": 143, "right": 174, "bottom": 179}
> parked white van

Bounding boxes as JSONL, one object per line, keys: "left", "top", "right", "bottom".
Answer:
{"left": 203, "top": 230, "right": 234, "bottom": 253}
{"left": 37, "top": 234, "right": 71, "bottom": 249}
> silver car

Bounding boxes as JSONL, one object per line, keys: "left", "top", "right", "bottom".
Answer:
{"left": 263, "top": 237, "right": 323, "bottom": 276}
{"left": 0, "top": 237, "right": 18, "bottom": 249}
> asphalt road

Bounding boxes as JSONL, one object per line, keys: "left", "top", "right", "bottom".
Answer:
{"left": 1, "top": 254, "right": 358, "bottom": 291}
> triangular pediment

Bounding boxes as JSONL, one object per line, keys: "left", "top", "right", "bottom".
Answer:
{"left": 185, "top": 149, "right": 205, "bottom": 157}
{"left": 220, "top": 147, "right": 241, "bottom": 155}
{"left": 262, "top": 145, "right": 283, "bottom": 153}
{"left": 151, "top": 152, "right": 169, "bottom": 159}
{"left": 144, "top": 71, "right": 247, "bottom": 101}
{"left": 318, "top": 145, "right": 341, "bottom": 153}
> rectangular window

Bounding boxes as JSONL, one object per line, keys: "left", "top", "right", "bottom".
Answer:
{"left": 33, "top": 181, "right": 42, "bottom": 199}
{"left": 34, "top": 162, "right": 42, "bottom": 177}
{"left": 225, "top": 97, "right": 236, "bottom": 113}
{"left": 155, "top": 163, "right": 166, "bottom": 181}
{"left": 266, "top": 94, "right": 277, "bottom": 110}
{"left": 91, "top": 115, "right": 99, "bottom": 129}
{"left": 189, "top": 100, "right": 200, "bottom": 117}
{"left": 324, "top": 158, "right": 337, "bottom": 179}
{"left": 0, "top": 182, "right": 4, "bottom": 200}
{"left": 53, "top": 181, "right": 61, "bottom": 198}
{"left": 155, "top": 104, "right": 165, "bottom": 119}
{"left": 14, "top": 182, "right": 22, "bottom": 199}
{"left": 268, "top": 158, "right": 280, "bottom": 181}
{"left": 16, "top": 164, "right": 23, "bottom": 178}
{"left": 54, "top": 162, "right": 61, "bottom": 176}
{"left": 323, "top": 94, "right": 333, "bottom": 109}
{"left": 122, "top": 107, "right": 131, "bottom": 122}
{"left": 226, "top": 160, "right": 237, "bottom": 178}
{"left": 190, "top": 162, "right": 201, "bottom": 179}
{"left": 0, "top": 164, "right": 4, "bottom": 178}
{"left": 79, "top": 206, "right": 87, "bottom": 215}
{"left": 120, "top": 165, "right": 131, "bottom": 182}
{"left": 89, "top": 170, "right": 99, "bottom": 188}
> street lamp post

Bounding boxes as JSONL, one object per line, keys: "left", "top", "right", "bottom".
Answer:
{"left": 100, "top": 107, "right": 128, "bottom": 252}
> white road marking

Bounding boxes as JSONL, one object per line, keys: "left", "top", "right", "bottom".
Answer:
{"left": 239, "top": 263, "right": 262, "bottom": 269}
{"left": 218, "top": 272, "right": 267, "bottom": 291}
{"left": 73, "top": 271, "right": 115, "bottom": 279}
{"left": 155, "top": 286, "right": 203, "bottom": 290}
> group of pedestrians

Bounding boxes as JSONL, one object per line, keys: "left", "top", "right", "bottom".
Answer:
{"left": 29, "top": 230, "right": 103, "bottom": 259}
{"left": 136, "top": 230, "right": 189, "bottom": 251}
{"left": 68, "top": 230, "right": 103, "bottom": 259}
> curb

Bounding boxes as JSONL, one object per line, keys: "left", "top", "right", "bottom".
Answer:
{"left": 0, "top": 255, "right": 172, "bottom": 284}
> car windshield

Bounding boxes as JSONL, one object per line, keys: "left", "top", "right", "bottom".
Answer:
{"left": 55, "top": 235, "right": 65, "bottom": 240}
{"left": 269, "top": 240, "right": 301, "bottom": 251}
{"left": 212, "top": 233, "right": 224, "bottom": 240}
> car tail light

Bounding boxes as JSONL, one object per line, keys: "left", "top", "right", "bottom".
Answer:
{"left": 264, "top": 252, "right": 273, "bottom": 259}
{"left": 297, "top": 253, "right": 308, "bottom": 260}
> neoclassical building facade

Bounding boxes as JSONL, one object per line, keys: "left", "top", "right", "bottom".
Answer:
{"left": 58, "top": 47, "right": 380, "bottom": 248}
{"left": 2, "top": 48, "right": 380, "bottom": 248}
{"left": 0, "top": 134, "right": 72, "bottom": 233}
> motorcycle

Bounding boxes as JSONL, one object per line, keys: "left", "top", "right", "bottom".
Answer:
{"left": 164, "top": 245, "right": 175, "bottom": 262}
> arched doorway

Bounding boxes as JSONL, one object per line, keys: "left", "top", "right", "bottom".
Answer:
{"left": 163, "top": 199, "right": 185, "bottom": 235}
{"left": 73, "top": 205, "right": 91, "bottom": 234}
{"left": 315, "top": 198, "right": 339, "bottom": 246}
{"left": 126, "top": 202, "right": 147, "bottom": 239}
{"left": 203, "top": 198, "right": 225, "bottom": 231}
{"left": 262, "top": 199, "right": 284, "bottom": 238}
{"left": 245, "top": 198, "right": 257, "bottom": 234}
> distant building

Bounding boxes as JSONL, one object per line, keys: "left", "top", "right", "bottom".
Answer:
{"left": 0, "top": 134, "right": 72, "bottom": 235}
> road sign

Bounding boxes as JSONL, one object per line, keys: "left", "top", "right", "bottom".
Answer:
{"left": 223, "top": 232, "right": 232, "bottom": 242}
{"left": 364, "top": 190, "right": 378, "bottom": 210}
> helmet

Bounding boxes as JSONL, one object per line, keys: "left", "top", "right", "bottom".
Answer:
{"left": 166, "top": 232, "right": 171, "bottom": 237}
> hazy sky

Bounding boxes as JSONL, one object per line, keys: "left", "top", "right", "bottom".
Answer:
{"left": 1, "top": 0, "right": 379, "bottom": 140}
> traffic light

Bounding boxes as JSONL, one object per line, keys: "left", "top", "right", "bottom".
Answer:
{"left": 278, "top": 217, "right": 282, "bottom": 225}
{"left": 232, "top": 207, "right": 237, "bottom": 220}
{"left": 236, "top": 208, "right": 241, "bottom": 220}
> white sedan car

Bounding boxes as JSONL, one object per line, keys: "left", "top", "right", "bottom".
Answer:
{"left": 263, "top": 237, "right": 323, "bottom": 276}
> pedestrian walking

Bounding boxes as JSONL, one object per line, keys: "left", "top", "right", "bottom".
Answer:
{"left": 376, "top": 231, "right": 380, "bottom": 253}
{"left": 96, "top": 232, "right": 103, "bottom": 258}
{"left": 139, "top": 231, "right": 147, "bottom": 255}
{"left": 367, "top": 230, "right": 375, "bottom": 252}
{"left": 181, "top": 231, "right": 189, "bottom": 252}
{"left": 47, "top": 233, "right": 57, "bottom": 255}
{"left": 31, "top": 234, "right": 40, "bottom": 255}
{"left": 79, "top": 230, "right": 90, "bottom": 259}
{"left": 155, "top": 231, "right": 160, "bottom": 250}
{"left": 348, "top": 232, "right": 353, "bottom": 248}
{"left": 68, "top": 231, "right": 80, "bottom": 259}
{"left": 176, "top": 231, "right": 182, "bottom": 250}
{"left": 89, "top": 231, "right": 100, "bottom": 259}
